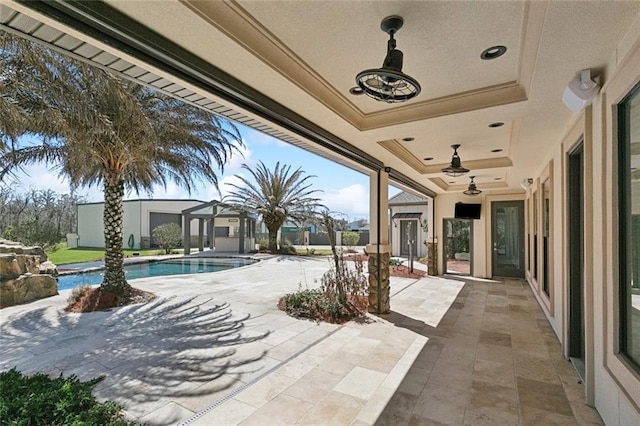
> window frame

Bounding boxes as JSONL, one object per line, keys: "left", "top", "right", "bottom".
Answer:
{"left": 618, "top": 82, "right": 640, "bottom": 372}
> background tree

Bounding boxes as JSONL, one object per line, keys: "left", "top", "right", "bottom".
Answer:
{"left": 0, "top": 187, "right": 84, "bottom": 249}
{"left": 152, "top": 223, "right": 183, "bottom": 254}
{"left": 224, "top": 161, "right": 323, "bottom": 252}
{"left": 0, "top": 31, "right": 242, "bottom": 298}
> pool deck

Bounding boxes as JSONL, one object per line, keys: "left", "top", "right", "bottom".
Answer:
{"left": 0, "top": 254, "right": 600, "bottom": 425}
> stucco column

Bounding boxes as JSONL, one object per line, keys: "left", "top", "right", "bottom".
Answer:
{"left": 239, "top": 212, "right": 246, "bottom": 254}
{"left": 198, "top": 218, "right": 204, "bottom": 252}
{"left": 367, "top": 169, "right": 391, "bottom": 314}
{"left": 183, "top": 213, "right": 191, "bottom": 255}
{"left": 208, "top": 219, "right": 213, "bottom": 249}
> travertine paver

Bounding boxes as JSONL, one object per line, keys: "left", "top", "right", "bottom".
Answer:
{"left": 374, "top": 277, "right": 604, "bottom": 425}
{"left": 0, "top": 255, "right": 602, "bottom": 425}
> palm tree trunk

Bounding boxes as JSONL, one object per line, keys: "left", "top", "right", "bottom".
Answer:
{"left": 100, "top": 177, "right": 131, "bottom": 297}
{"left": 267, "top": 226, "right": 278, "bottom": 252}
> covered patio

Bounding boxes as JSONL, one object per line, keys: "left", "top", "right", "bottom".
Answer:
{"left": 2, "top": 0, "right": 640, "bottom": 422}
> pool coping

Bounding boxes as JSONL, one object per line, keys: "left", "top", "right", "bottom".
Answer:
{"left": 55, "top": 253, "right": 267, "bottom": 276}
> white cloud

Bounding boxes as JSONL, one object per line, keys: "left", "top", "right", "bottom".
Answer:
{"left": 134, "top": 182, "right": 188, "bottom": 200}
{"left": 217, "top": 174, "right": 247, "bottom": 200}
{"left": 319, "top": 184, "right": 369, "bottom": 219}
{"left": 7, "top": 164, "right": 69, "bottom": 194}
{"left": 224, "top": 141, "right": 252, "bottom": 172}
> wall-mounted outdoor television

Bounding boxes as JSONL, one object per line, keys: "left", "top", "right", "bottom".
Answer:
{"left": 454, "top": 202, "right": 482, "bottom": 220}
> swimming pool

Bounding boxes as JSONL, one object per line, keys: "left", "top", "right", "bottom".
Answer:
{"left": 57, "top": 258, "right": 257, "bottom": 291}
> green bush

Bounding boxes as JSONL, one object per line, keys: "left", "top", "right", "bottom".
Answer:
{"left": 257, "top": 238, "right": 269, "bottom": 251}
{"left": 151, "top": 223, "right": 182, "bottom": 254}
{"left": 277, "top": 244, "right": 297, "bottom": 255}
{"left": 278, "top": 288, "right": 345, "bottom": 322}
{"left": 342, "top": 231, "right": 360, "bottom": 249}
{"left": 0, "top": 368, "right": 134, "bottom": 425}
{"left": 389, "top": 258, "right": 405, "bottom": 266}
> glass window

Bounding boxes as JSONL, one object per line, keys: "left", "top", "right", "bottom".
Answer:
{"left": 542, "top": 178, "right": 551, "bottom": 295}
{"left": 619, "top": 83, "right": 640, "bottom": 370}
{"left": 533, "top": 188, "right": 538, "bottom": 281}
{"left": 526, "top": 198, "right": 530, "bottom": 271}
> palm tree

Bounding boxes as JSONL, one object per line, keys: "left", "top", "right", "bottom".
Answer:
{"left": 224, "top": 161, "right": 323, "bottom": 251}
{"left": 0, "top": 31, "right": 242, "bottom": 298}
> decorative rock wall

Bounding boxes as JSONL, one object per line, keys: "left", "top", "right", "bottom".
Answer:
{"left": 0, "top": 239, "right": 58, "bottom": 307}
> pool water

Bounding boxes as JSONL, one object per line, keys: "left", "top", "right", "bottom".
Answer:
{"left": 57, "top": 258, "right": 256, "bottom": 291}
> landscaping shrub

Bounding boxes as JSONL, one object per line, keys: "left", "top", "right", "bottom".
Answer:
{"left": 0, "top": 368, "right": 134, "bottom": 425}
{"left": 389, "top": 258, "right": 405, "bottom": 267}
{"left": 151, "top": 223, "right": 182, "bottom": 254}
{"left": 321, "top": 253, "right": 368, "bottom": 314}
{"left": 278, "top": 253, "right": 368, "bottom": 323}
{"left": 277, "top": 244, "right": 297, "bottom": 255}
{"left": 342, "top": 231, "right": 360, "bottom": 250}
{"left": 257, "top": 238, "right": 269, "bottom": 251}
{"left": 66, "top": 284, "right": 93, "bottom": 306}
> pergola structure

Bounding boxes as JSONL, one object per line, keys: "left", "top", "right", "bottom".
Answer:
{"left": 182, "top": 201, "right": 257, "bottom": 255}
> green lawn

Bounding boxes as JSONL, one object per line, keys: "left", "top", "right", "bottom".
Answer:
{"left": 47, "top": 245, "right": 333, "bottom": 265}
{"left": 47, "top": 244, "right": 172, "bottom": 265}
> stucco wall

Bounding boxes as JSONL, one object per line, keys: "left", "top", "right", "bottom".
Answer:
{"left": 77, "top": 199, "right": 204, "bottom": 249}
{"left": 76, "top": 203, "right": 105, "bottom": 248}
{"left": 518, "top": 21, "right": 640, "bottom": 424}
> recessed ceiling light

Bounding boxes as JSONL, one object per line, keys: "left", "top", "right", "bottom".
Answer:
{"left": 491, "top": 148, "right": 503, "bottom": 153}
{"left": 488, "top": 122, "right": 504, "bottom": 128}
{"left": 402, "top": 137, "right": 415, "bottom": 142}
{"left": 481, "top": 45, "right": 507, "bottom": 60}
{"left": 423, "top": 157, "right": 434, "bottom": 161}
{"left": 349, "top": 87, "right": 364, "bottom": 95}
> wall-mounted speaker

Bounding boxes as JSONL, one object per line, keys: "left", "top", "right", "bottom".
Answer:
{"left": 520, "top": 178, "right": 533, "bottom": 190}
{"left": 562, "top": 69, "right": 599, "bottom": 113}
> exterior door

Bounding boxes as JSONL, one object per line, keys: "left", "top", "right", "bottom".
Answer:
{"left": 492, "top": 201, "right": 525, "bottom": 278}
{"left": 443, "top": 218, "right": 472, "bottom": 275}
{"left": 400, "top": 220, "right": 418, "bottom": 256}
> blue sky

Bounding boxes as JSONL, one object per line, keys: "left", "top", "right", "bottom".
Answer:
{"left": 8, "top": 124, "right": 400, "bottom": 221}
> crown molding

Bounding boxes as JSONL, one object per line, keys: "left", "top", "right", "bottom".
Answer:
{"left": 378, "top": 139, "right": 514, "bottom": 175}
{"left": 182, "top": 0, "right": 546, "bottom": 131}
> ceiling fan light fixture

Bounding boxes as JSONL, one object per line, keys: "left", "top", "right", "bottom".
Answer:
{"left": 355, "top": 15, "right": 421, "bottom": 103}
{"left": 441, "top": 144, "right": 470, "bottom": 177}
{"left": 463, "top": 176, "right": 482, "bottom": 196}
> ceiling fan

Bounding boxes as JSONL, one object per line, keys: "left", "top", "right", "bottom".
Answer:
{"left": 355, "top": 16, "right": 421, "bottom": 103}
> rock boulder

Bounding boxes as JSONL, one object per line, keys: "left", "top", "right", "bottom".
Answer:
{"left": 0, "top": 239, "right": 58, "bottom": 307}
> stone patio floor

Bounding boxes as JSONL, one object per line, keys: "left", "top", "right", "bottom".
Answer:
{"left": 0, "top": 255, "right": 603, "bottom": 425}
